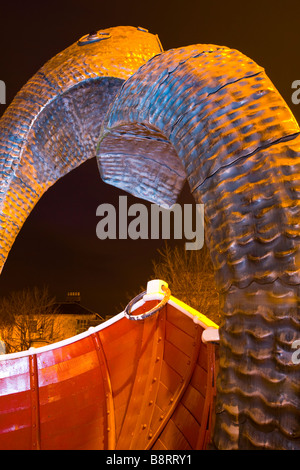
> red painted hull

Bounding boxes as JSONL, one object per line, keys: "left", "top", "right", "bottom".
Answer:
{"left": 0, "top": 296, "right": 219, "bottom": 450}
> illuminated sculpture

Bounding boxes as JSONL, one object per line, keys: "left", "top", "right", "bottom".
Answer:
{"left": 0, "top": 26, "right": 162, "bottom": 272}
{"left": 97, "top": 44, "right": 300, "bottom": 450}
{"left": 0, "top": 28, "right": 299, "bottom": 450}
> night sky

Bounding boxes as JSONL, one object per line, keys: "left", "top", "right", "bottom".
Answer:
{"left": 0, "top": 0, "right": 299, "bottom": 315}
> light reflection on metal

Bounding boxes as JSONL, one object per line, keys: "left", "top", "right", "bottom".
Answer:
{"left": 77, "top": 30, "right": 111, "bottom": 46}
{"left": 0, "top": 26, "right": 162, "bottom": 273}
{"left": 0, "top": 289, "right": 218, "bottom": 450}
{"left": 97, "top": 45, "right": 300, "bottom": 450}
{"left": 0, "top": 26, "right": 299, "bottom": 450}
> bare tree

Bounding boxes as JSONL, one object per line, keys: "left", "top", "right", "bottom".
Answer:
{"left": 0, "top": 286, "right": 63, "bottom": 353}
{"left": 152, "top": 242, "right": 220, "bottom": 324}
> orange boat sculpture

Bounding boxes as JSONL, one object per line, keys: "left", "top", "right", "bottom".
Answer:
{"left": 0, "top": 279, "right": 219, "bottom": 450}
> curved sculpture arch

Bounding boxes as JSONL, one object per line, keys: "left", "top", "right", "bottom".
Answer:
{"left": 97, "top": 44, "right": 300, "bottom": 449}
{"left": 0, "top": 32, "right": 299, "bottom": 450}
{"left": 0, "top": 26, "right": 162, "bottom": 272}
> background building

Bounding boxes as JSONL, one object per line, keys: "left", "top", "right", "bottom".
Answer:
{"left": 0, "top": 290, "right": 105, "bottom": 353}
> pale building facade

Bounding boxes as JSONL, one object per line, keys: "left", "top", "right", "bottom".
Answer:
{"left": 0, "top": 292, "right": 104, "bottom": 354}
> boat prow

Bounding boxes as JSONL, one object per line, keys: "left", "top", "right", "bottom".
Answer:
{"left": 0, "top": 280, "right": 219, "bottom": 450}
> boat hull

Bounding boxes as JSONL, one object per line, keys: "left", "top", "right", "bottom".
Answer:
{"left": 0, "top": 297, "right": 218, "bottom": 450}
